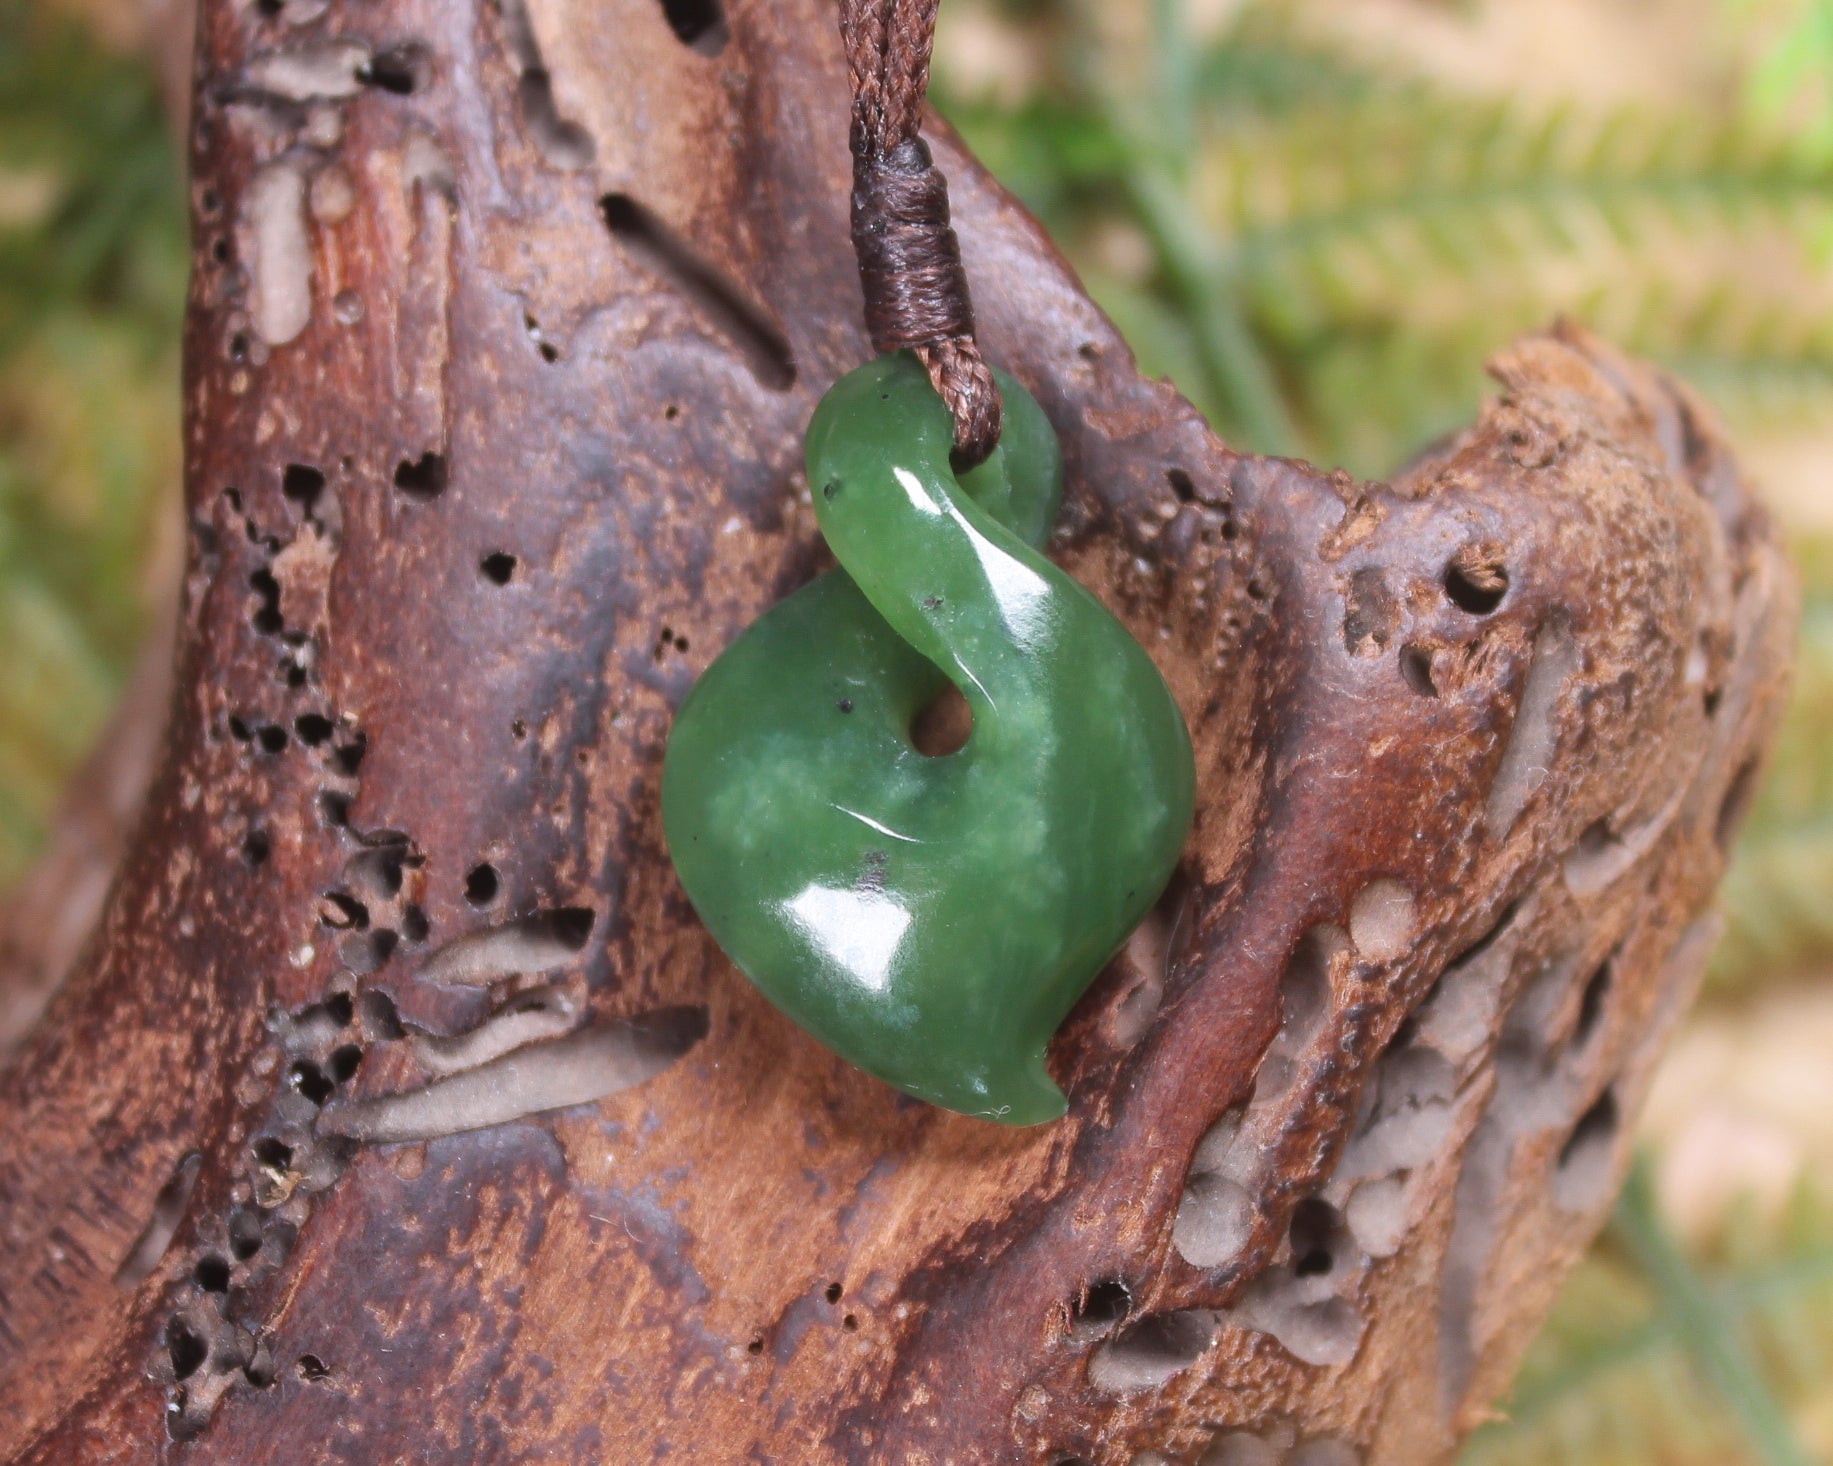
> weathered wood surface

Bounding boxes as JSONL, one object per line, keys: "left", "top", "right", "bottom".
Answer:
{"left": 0, "top": 0, "right": 1793, "bottom": 1461}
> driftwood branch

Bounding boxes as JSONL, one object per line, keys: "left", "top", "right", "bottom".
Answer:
{"left": 0, "top": 0, "right": 1793, "bottom": 1462}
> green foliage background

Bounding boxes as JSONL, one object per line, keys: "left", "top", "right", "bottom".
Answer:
{"left": 0, "top": 0, "right": 184, "bottom": 881}
{"left": 0, "top": 0, "right": 1829, "bottom": 1459}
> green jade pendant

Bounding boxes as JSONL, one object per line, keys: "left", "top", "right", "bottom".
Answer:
{"left": 662, "top": 354, "right": 1196, "bottom": 1124}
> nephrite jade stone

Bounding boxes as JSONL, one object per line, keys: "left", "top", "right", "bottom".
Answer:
{"left": 662, "top": 354, "right": 1195, "bottom": 1124}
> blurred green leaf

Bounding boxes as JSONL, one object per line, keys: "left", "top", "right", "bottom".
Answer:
{"left": 0, "top": 0, "right": 184, "bottom": 885}
{"left": 946, "top": 2, "right": 1833, "bottom": 473}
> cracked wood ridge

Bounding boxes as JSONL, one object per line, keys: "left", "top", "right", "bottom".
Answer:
{"left": 0, "top": 0, "right": 1795, "bottom": 1461}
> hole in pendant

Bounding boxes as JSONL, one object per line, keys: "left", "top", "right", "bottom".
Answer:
{"left": 910, "top": 685, "right": 973, "bottom": 757}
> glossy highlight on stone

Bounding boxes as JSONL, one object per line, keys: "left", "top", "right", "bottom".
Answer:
{"left": 662, "top": 354, "right": 1196, "bottom": 1124}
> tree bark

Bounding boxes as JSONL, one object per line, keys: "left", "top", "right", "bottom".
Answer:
{"left": 0, "top": 0, "right": 1794, "bottom": 1462}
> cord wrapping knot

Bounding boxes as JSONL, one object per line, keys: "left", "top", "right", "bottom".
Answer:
{"left": 840, "top": 0, "right": 1003, "bottom": 465}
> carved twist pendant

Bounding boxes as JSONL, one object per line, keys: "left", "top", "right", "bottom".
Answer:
{"left": 663, "top": 354, "right": 1196, "bottom": 1123}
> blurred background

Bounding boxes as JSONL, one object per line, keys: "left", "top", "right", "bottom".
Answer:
{"left": 0, "top": 0, "right": 1829, "bottom": 1458}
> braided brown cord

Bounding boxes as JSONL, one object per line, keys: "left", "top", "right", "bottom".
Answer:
{"left": 839, "top": 0, "right": 1002, "bottom": 465}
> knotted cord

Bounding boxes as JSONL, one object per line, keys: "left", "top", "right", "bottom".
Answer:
{"left": 838, "top": 0, "right": 1002, "bottom": 466}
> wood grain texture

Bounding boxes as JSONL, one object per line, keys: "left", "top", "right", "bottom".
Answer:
{"left": 0, "top": 0, "right": 1794, "bottom": 1461}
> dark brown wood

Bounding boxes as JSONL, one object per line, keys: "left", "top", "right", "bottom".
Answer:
{"left": 0, "top": 0, "right": 1793, "bottom": 1462}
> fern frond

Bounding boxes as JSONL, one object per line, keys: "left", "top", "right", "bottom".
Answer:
{"left": 946, "top": 3, "right": 1833, "bottom": 477}
{"left": 1669, "top": 355, "right": 1833, "bottom": 424}
{"left": 1200, "top": 91, "right": 1833, "bottom": 464}
{"left": 1192, "top": 7, "right": 1386, "bottom": 121}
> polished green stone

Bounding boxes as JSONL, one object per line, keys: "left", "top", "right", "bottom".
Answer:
{"left": 662, "top": 354, "right": 1196, "bottom": 1125}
